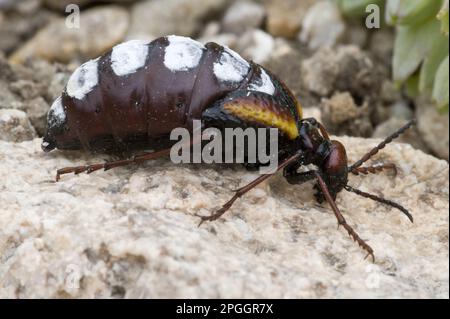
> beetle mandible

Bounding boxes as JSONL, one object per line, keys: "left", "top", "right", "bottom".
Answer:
{"left": 42, "top": 35, "right": 415, "bottom": 261}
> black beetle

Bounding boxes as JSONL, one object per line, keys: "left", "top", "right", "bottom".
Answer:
{"left": 43, "top": 35, "right": 415, "bottom": 260}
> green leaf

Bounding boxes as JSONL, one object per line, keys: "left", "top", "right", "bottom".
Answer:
{"left": 338, "top": 0, "right": 383, "bottom": 17}
{"left": 386, "top": 0, "right": 443, "bottom": 26}
{"left": 437, "top": 0, "right": 449, "bottom": 36}
{"left": 432, "top": 55, "right": 449, "bottom": 110}
{"left": 393, "top": 17, "right": 441, "bottom": 82}
{"left": 404, "top": 73, "right": 420, "bottom": 97}
{"left": 419, "top": 33, "right": 449, "bottom": 93}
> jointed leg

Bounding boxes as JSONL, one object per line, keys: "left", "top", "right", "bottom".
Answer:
{"left": 349, "top": 119, "right": 416, "bottom": 171}
{"left": 350, "top": 163, "right": 397, "bottom": 176}
{"left": 314, "top": 172, "right": 374, "bottom": 261}
{"left": 196, "top": 152, "right": 303, "bottom": 226}
{"left": 344, "top": 185, "right": 413, "bottom": 222}
{"left": 55, "top": 132, "right": 204, "bottom": 181}
{"left": 284, "top": 169, "right": 316, "bottom": 185}
{"left": 55, "top": 148, "right": 173, "bottom": 181}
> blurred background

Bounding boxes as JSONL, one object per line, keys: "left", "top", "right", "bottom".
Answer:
{"left": 0, "top": 0, "right": 448, "bottom": 160}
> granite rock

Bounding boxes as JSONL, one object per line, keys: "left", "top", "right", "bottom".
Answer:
{"left": 222, "top": 1, "right": 265, "bottom": 34}
{"left": 416, "top": 98, "right": 449, "bottom": 160}
{"left": 265, "top": 0, "right": 316, "bottom": 39}
{"left": 0, "top": 108, "right": 36, "bottom": 142}
{"left": 299, "top": 1, "right": 345, "bottom": 50}
{"left": 0, "top": 137, "right": 448, "bottom": 298}
{"left": 9, "top": 6, "right": 129, "bottom": 64}
{"left": 127, "top": 0, "right": 228, "bottom": 40}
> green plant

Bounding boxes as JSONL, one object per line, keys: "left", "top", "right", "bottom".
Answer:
{"left": 338, "top": 0, "right": 449, "bottom": 112}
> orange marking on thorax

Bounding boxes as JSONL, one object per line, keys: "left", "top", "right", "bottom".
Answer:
{"left": 223, "top": 97, "right": 299, "bottom": 140}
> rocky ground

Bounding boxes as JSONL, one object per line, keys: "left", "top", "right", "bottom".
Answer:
{"left": 0, "top": 0, "right": 449, "bottom": 298}
{"left": 0, "top": 137, "right": 448, "bottom": 298}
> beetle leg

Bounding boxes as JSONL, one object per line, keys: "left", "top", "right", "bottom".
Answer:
{"left": 314, "top": 171, "right": 375, "bottom": 262}
{"left": 55, "top": 126, "right": 206, "bottom": 181}
{"left": 283, "top": 169, "right": 316, "bottom": 185}
{"left": 196, "top": 152, "right": 303, "bottom": 226}
{"left": 350, "top": 163, "right": 397, "bottom": 176}
{"left": 349, "top": 119, "right": 416, "bottom": 171}
{"left": 55, "top": 148, "right": 173, "bottom": 181}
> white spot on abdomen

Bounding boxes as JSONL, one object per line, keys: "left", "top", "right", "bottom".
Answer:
{"left": 164, "top": 35, "right": 204, "bottom": 72}
{"left": 249, "top": 68, "right": 275, "bottom": 95}
{"left": 66, "top": 58, "right": 99, "bottom": 100}
{"left": 48, "top": 96, "right": 66, "bottom": 127}
{"left": 213, "top": 46, "right": 250, "bottom": 83}
{"left": 111, "top": 40, "right": 149, "bottom": 76}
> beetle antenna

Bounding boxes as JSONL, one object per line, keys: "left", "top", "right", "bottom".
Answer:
{"left": 344, "top": 185, "right": 413, "bottom": 223}
{"left": 349, "top": 119, "right": 416, "bottom": 171}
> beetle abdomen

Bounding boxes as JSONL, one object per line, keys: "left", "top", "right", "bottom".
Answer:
{"left": 43, "top": 35, "right": 302, "bottom": 153}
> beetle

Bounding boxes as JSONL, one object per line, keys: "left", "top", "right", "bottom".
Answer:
{"left": 42, "top": 35, "right": 415, "bottom": 260}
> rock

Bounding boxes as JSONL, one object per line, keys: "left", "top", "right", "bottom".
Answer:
{"left": 0, "top": 137, "right": 447, "bottom": 298}
{"left": 199, "top": 21, "right": 222, "bottom": 38}
{"left": 301, "top": 45, "right": 382, "bottom": 105}
{"left": 0, "top": 55, "right": 20, "bottom": 109}
{"left": 265, "top": 39, "right": 305, "bottom": 101}
{"left": 321, "top": 92, "right": 373, "bottom": 137}
{"left": 373, "top": 117, "right": 430, "bottom": 154}
{"left": 0, "top": 85, "right": 19, "bottom": 110}
{"left": 369, "top": 29, "right": 395, "bottom": 67}
{"left": 342, "top": 21, "right": 369, "bottom": 48}
{"left": 22, "top": 97, "right": 50, "bottom": 136}
{"left": 46, "top": 71, "right": 71, "bottom": 102}
{"left": 10, "top": 6, "right": 130, "bottom": 64}
{"left": 0, "top": 0, "right": 40, "bottom": 13}
{"left": 416, "top": 98, "right": 449, "bottom": 160}
{"left": 299, "top": 1, "right": 345, "bottom": 50}
{"left": 197, "top": 22, "right": 238, "bottom": 49}
{"left": 0, "top": 5, "right": 54, "bottom": 54}
{"left": 222, "top": 1, "right": 266, "bottom": 34}
{"left": 198, "top": 33, "right": 238, "bottom": 50}
{"left": 42, "top": 0, "right": 91, "bottom": 10}
{"left": 265, "top": 0, "right": 316, "bottom": 39}
{"left": 235, "top": 29, "right": 275, "bottom": 64}
{"left": 42, "top": 0, "right": 138, "bottom": 11}
{"left": 0, "top": 57, "right": 20, "bottom": 109}
{"left": 0, "top": 0, "right": 15, "bottom": 10}
{"left": 127, "top": 0, "right": 228, "bottom": 40}
{"left": 373, "top": 81, "right": 406, "bottom": 124}
{"left": 9, "top": 80, "right": 47, "bottom": 100}
{"left": 0, "top": 55, "right": 70, "bottom": 137}
{"left": 0, "top": 109, "right": 36, "bottom": 142}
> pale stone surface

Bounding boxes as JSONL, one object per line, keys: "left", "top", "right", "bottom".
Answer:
{"left": 416, "top": 97, "right": 449, "bottom": 161}
{"left": 299, "top": 1, "right": 345, "bottom": 50}
{"left": 9, "top": 6, "right": 130, "bottom": 64}
{"left": 222, "top": 1, "right": 266, "bottom": 34}
{"left": 321, "top": 92, "right": 373, "bottom": 137}
{"left": 301, "top": 45, "right": 381, "bottom": 98}
{"left": 265, "top": 0, "right": 316, "bottom": 39}
{"left": 0, "top": 109, "right": 36, "bottom": 142}
{"left": 0, "top": 137, "right": 448, "bottom": 298}
{"left": 127, "top": 0, "right": 229, "bottom": 40}
{"left": 235, "top": 29, "right": 275, "bottom": 64}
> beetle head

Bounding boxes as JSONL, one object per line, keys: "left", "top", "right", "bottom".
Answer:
{"left": 296, "top": 118, "right": 349, "bottom": 199}
{"left": 320, "top": 139, "right": 349, "bottom": 195}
